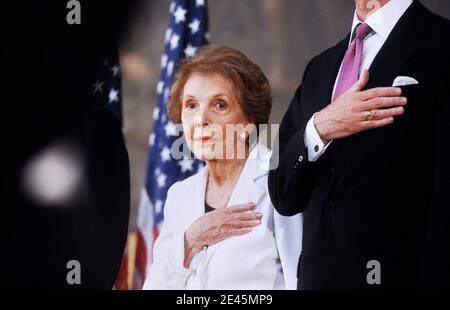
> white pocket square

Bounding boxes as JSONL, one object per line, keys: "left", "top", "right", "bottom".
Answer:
{"left": 392, "top": 76, "right": 419, "bottom": 86}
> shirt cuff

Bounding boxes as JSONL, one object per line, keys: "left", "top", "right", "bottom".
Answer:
{"left": 304, "top": 113, "right": 332, "bottom": 162}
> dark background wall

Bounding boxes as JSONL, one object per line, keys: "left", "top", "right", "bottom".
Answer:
{"left": 120, "top": 0, "right": 450, "bottom": 229}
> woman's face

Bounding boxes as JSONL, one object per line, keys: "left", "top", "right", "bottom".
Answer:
{"left": 181, "top": 73, "right": 252, "bottom": 161}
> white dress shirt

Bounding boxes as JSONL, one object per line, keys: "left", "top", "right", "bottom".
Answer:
{"left": 304, "top": 0, "right": 413, "bottom": 162}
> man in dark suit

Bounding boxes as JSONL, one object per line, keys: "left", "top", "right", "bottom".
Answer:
{"left": 268, "top": 0, "right": 450, "bottom": 289}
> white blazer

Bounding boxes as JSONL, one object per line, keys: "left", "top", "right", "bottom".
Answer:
{"left": 143, "top": 144, "right": 302, "bottom": 290}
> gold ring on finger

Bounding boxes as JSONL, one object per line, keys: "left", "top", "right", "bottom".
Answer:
{"left": 365, "top": 110, "right": 375, "bottom": 121}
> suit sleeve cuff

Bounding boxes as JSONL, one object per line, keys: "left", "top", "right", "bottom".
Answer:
{"left": 304, "top": 113, "right": 332, "bottom": 162}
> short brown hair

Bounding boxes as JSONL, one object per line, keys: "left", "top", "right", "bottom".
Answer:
{"left": 168, "top": 45, "right": 272, "bottom": 126}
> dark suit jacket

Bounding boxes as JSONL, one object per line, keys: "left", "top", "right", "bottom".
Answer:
{"left": 268, "top": 0, "right": 450, "bottom": 289}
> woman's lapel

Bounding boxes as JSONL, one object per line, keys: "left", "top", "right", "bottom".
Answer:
{"left": 227, "top": 144, "right": 270, "bottom": 209}
{"left": 205, "top": 144, "right": 271, "bottom": 257}
{"left": 179, "top": 167, "right": 208, "bottom": 228}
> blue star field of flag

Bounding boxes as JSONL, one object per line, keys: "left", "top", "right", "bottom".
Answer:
{"left": 145, "top": 0, "right": 208, "bottom": 228}
{"left": 92, "top": 50, "right": 122, "bottom": 122}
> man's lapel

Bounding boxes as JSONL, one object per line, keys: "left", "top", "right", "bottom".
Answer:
{"left": 316, "top": 36, "right": 350, "bottom": 113}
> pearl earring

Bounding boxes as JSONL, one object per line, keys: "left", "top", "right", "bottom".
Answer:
{"left": 239, "top": 131, "right": 247, "bottom": 143}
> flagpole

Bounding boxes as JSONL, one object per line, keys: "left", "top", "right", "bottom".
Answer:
{"left": 126, "top": 232, "right": 138, "bottom": 289}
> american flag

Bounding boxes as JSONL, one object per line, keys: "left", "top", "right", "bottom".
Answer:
{"left": 92, "top": 49, "right": 123, "bottom": 122}
{"left": 116, "top": 0, "right": 208, "bottom": 290}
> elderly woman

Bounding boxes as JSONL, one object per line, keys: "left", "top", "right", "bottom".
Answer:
{"left": 143, "top": 45, "right": 302, "bottom": 290}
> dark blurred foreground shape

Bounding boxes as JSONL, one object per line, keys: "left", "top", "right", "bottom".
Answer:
{"left": 2, "top": 1, "right": 136, "bottom": 289}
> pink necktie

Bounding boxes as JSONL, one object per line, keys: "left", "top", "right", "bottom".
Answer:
{"left": 333, "top": 23, "right": 372, "bottom": 101}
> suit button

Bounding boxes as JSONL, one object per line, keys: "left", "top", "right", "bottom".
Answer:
{"left": 331, "top": 168, "right": 335, "bottom": 174}
{"left": 298, "top": 155, "right": 304, "bottom": 162}
{"left": 328, "top": 200, "right": 334, "bottom": 207}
